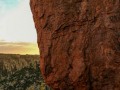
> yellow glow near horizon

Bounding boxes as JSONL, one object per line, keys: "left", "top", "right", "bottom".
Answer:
{"left": 23, "top": 44, "right": 39, "bottom": 55}
{"left": 0, "top": 41, "right": 39, "bottom": 55}
{"left": 18, "top": 43, "right": 39, "bottom": 55}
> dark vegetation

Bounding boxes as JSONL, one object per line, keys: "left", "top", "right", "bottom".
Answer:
{"left": 0, "top": 54, "right": 51, "bottom": 90}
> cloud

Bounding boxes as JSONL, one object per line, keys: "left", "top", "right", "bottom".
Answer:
{"left": 0, "top": 41, "right": 39, "bottom": 55}
{"left": 0, "top": 0, "right": 37, "bottom": 42}
{"left": 0, "top": 0, "right": 38, "bottom": 55}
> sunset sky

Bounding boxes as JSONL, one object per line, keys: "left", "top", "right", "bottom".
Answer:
{"left": 0, "top": 0, "right": 39, "bottom": 55}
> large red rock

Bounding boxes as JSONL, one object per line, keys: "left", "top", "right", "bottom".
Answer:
{"left": 30, "top": 0, "right": 120, "bottom": 89}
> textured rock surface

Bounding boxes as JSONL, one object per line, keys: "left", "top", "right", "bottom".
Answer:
{"left": 30, "top": 0, "right": 120, "bottom": 90}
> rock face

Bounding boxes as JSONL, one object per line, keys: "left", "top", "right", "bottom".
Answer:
{"left": 30, "top": 0, "right": 120, "bottom": 90}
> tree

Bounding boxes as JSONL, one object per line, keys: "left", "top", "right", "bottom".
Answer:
{"left": 30, "top": 0, "right": 120, "bottom": 90}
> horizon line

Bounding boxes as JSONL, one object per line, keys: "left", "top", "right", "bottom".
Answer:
{"left": 0, "top": 53, "right": 40, "bottom": 55}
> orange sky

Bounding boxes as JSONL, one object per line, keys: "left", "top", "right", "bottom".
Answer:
{"left": 0, "top": 41, "right": 39, "bottom": 55}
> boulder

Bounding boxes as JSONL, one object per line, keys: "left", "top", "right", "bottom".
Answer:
{"left": 30, "top": 0, "right": 120, "bottom": 89}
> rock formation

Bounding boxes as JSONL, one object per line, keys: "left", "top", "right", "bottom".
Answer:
{"left": 30, "top": 0, "right": 120, "bottom": 90}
